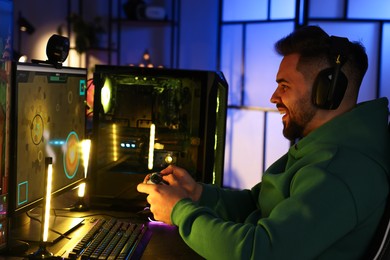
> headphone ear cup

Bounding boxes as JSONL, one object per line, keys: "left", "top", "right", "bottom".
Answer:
{"left": 312, "top": 67, "right": 348, "bottom": 110}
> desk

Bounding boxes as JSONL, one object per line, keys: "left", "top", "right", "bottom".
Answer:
{"left": 3, "top": 192, "right": 204, "bottom": 259}
{"left": 141, "top": 222, "right": 204, "bottom": 260}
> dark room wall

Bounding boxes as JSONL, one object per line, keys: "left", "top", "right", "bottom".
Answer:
{"left": 13, "top": 0, "right": 69, "bottom": 63}
{"left": 13, "top": 0, "right": 221, "bottom": 72}
{"left": 178, "top": 0, "right": 219, "bottom": 71}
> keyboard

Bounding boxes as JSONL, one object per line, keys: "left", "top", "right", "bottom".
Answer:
{"left": 66, "top": 217, "right": 148, "bottom": 260}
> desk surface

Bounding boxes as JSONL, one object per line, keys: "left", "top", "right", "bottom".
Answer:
{"left": 3, "top": 192, "right": 204, "bottom": 260}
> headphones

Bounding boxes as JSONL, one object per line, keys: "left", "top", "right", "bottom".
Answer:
{"left": 312, "top": 36, "right": 350, "bottom": 110}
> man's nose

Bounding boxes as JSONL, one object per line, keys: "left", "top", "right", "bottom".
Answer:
{"left": 270, "top": 89, "right": 280, "bottom": 104}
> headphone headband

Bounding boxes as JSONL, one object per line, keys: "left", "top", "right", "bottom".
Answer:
{"left": 329, "top": 36, "right": 350, "bottom": 66}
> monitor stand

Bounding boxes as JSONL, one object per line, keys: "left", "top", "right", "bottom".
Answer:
{"left": 9, "top": 212, "right": 84, "bottom": 245}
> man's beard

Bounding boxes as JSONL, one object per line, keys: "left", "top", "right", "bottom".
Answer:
{"left": 282, "top": 96, "right": 316, "bottom": 141}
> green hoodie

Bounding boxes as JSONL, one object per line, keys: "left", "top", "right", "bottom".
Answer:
{"left": 171, "top": 98, "right": 390, "bottom": 260}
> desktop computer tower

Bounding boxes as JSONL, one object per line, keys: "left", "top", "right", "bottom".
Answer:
{"left": 88, "top": 65, "right": 228, "bottom": 209}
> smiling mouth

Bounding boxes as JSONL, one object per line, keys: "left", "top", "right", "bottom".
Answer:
{"left": 277, "top": 106, "right": 288, "bottom": 121}
{"left": 281, "top": 113, "right": 288, "bottom": 121}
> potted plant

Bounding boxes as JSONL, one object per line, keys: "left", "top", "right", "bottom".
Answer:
{"left": 61, "top": 13, "right": 106, "bottom": 54}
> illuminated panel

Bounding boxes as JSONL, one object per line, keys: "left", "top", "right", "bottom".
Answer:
{"left": 245, "top": 22, "right": 294, "bottom": 107}
{"left": 222, "top": 0, "right": 267, "bottom": 21}
{"left": 101, "top": 78, "right": 112, "bottom": 113}
{"left": 148, "top": 124, "right": 156, "bottom": 170}
{"left": 224, "top": 109, "right": 264, "bottom": 189}
{"left": 42, "top": 158, "right": 53, "bottom": 242}
{"left": 270, "top": 0, "right": 295, "bottom": 19}
{"left": 348, "top": 0, "right": 390, "bottom": 19}
{"left": 220, "top": 24, "right": 243, "bottom": 106}
{"left": 112, "top": 124, "right": 118, "bottom": 161}
{"left": 381, "top": 23, "right": 390, "bottom": 102}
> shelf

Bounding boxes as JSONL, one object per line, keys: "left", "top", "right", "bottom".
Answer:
{"left": 114, "top": 0, "right": 178, "bottom": 67}
{"left": 68, "top": 0, "right": 178, "bottom": 68}
{"left": 112, "top": 18, "right": 173, "bottom": 25}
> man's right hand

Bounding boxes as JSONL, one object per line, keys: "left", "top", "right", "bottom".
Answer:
{"left": 160, "top": 165, "right": 203, "bottom": 202}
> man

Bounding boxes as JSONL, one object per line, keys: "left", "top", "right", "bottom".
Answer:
{"left": 137, "top": 25, "right": 390, "bottom": 259}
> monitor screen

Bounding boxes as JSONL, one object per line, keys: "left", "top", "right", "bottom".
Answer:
{"left": 8, "top": 62, "right": 87, "bottom": 215}
{"left": 89, "top": 65, "right": 228, "bottom": 209}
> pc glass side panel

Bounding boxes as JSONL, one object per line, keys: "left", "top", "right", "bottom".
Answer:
{"left": 89, "top": 66, "right": 227, "bottom": 208}
{"left": 8, "top": 62, "right": 87, "bottom": 215}
{"left": 202, "top": 71, "right": 228, "bottom": 185}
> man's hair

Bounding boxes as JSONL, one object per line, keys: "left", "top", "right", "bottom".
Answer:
{"left": 274, "top": 25, "right": 368, "bottom": 95}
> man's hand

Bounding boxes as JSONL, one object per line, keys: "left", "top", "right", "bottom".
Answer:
{"left": 137, "top": 165, "right": 203, "bottom": 224}
{"left": 160, "top": 165, "right": 203, "bottom": 202}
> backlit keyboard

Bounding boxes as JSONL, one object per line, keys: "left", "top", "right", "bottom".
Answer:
{"left": 67, "top": 218, "right": 148, "bottom": 259}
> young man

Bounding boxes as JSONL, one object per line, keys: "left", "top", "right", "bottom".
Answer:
{"left": 137, "top": 26, "right": 390, "bottom": 259}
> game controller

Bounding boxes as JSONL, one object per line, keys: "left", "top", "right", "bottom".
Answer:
{"left": 147, "top": 172, "right": 168, "bottom": 185}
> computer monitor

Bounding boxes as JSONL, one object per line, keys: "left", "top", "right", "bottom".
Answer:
{"left": 7, "top": 62, "right": 87, "bottom": 243}
{"left": 89, "top": 65, "right": 228, "bottom": 209}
